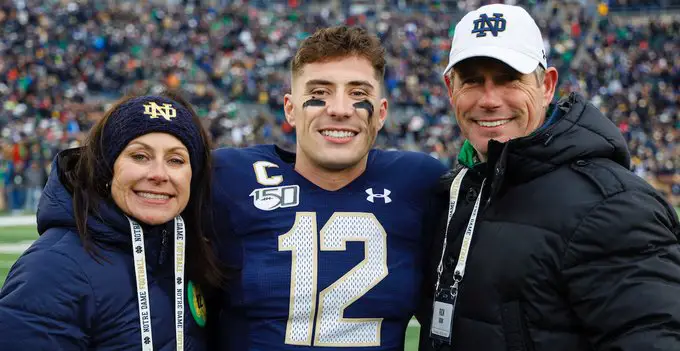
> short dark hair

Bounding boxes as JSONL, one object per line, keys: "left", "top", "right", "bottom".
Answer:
{"left": 290, "top": 26, "right": 386, "bottom": 82}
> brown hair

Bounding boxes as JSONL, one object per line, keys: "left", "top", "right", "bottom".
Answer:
{"left": 290, "top": 25, "right": 386, "bottom": 82}
{"left": 64, "top": 90, "right": 223, "bottom": 288}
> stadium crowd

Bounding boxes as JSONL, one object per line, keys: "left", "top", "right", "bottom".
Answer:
{"left": 0, "top": 0, "right": 677, "bottom": 214}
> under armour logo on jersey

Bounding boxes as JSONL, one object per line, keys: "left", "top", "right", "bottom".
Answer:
{"left": 471, "top": 13, "right": 506, "bottom": 37}
{"left": 366, "top": 188, "right": 392, "bottom": 203}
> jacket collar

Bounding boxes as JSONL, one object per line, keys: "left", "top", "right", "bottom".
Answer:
{"left": 456, "top": 93, "right": 630, "bottom": 185}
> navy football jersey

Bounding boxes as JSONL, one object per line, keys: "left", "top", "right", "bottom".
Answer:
{"left": 211, "top": 145, "right": 446, "bottom": 350}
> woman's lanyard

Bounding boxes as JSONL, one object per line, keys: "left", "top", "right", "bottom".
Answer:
{"left": 430, "top": 169, "right": 485, "bottom": 343}
{"left": 128, "top": 216, "right": 186, "bottom": 351}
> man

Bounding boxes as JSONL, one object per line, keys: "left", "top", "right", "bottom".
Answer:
{"left": 210, "top": 26, "right": 447, "bottom": 350}
{"left": 418, "top": 4, "right": 680, "bottom": 351}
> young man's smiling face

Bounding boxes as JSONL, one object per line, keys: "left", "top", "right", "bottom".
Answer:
{"left": 284, "top": 55, "right": 388, "bottom": 172}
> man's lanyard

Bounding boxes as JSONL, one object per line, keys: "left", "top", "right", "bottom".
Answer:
{"left": 430, "top": 169, "right": 485, "bottom": 343}
{"left": 434, "top": 168, "right": 467, "bottom": 293}
{"left": 434, "top": 169, "right": 485, "bottom": 294}
{"left": 129, "top": 216, "right": 186, "bottom": 351}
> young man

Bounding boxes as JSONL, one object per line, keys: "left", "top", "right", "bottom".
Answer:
{"left": 210, "top": 26, "right": 447, "bottom": 350}
{"left": 419, "top": 4, "right": 680, "bottom": 351}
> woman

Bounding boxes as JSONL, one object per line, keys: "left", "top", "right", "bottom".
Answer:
{"left": 0, "top": 92, "right": 222, "bottom": 350}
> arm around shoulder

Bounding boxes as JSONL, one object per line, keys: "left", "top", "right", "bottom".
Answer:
{"left": 562, "top": 189, "right": 680, "bottom": 350}
{"left": 0, "top": 249, "right": 95, "bottom": 350}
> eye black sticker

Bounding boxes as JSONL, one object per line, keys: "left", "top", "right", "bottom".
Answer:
{"left": 353, "top": 100, "right": 374, "bottom": 118}
{"left": 303, "top": 98, "right": 326, "bottom": 108}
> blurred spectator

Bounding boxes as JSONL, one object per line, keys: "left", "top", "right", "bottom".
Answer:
{"left": 8, "top": 161, "right": 25, "bottom": 215}
{"left": 0, "top": 158, "right": 7, "bottom": 212}
{"left": 23, "top": 161, "right": 45, "bottom": 213}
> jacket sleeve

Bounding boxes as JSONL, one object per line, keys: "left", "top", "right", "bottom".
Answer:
{"left": 416, "top": 195, "right": 444, "bottom": 316}
{"left": 0, "top": 249, "right": 94, "bottom": 350}
{"left": 562, "top": 190, "right": 680, "bottom": 350}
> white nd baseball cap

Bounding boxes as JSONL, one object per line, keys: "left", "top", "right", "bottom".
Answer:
{"left": 443, "top": 4, "right": 547, "bottom": 76}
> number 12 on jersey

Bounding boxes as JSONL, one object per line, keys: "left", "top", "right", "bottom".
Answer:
{"left": 278, "top": 212, "right": 388, "bottom": 347}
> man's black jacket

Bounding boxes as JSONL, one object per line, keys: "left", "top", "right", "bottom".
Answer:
{"left": 418, "top": 93, "right": 680, "bottom": 351}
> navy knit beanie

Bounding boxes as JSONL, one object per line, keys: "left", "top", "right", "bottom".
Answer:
{"left": 101, "top": 95, "right": 205, "bottom": 176}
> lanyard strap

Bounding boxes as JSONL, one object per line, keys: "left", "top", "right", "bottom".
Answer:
{"left": 174, "top": 217, "right": 186, "bottom": 351}
{"left": 434, "top": 168, "right": 467, "bottom": 293}
{"left": 129, "top": 216, "right": 186, "bottom": 351}
{"left": 452, "top": 178, "right": 485, "bottom": 287}
{"left": 434, "top": 169, "right": 485, "bottom": 293}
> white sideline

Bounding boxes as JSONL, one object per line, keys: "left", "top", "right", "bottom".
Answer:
{"left": 0, "top": 216, "right": 36, "bottom": 254}
{"left": 0, "top": 215, "right": 36, "bottom": 227}
{"left": 0, "top": 241, "right": 33, "bottom": 254}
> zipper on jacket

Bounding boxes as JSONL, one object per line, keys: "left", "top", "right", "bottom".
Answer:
{"left": 501, "top": 301, "right": 535, "bottom": 351}
{"left": 158, "top": 229, "right": 169, "bottom": 266}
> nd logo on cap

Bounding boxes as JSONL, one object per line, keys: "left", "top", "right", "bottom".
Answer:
{"left": 143, "top": 101, "right": 177, "bottom": 121}
{"left": 471, "top": 13, "right": 506, "bottom": 37}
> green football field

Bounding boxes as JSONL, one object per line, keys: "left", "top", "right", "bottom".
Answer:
{"left": 0, "top": 225, "right": 36, "bottom": 286}
{"left": 3, "top": 207, "right": 680, "bottom": 348}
